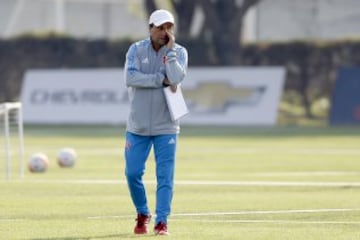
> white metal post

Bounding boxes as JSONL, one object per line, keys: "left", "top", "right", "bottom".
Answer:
{"left": 4, "top": 105, "right": 11, "bottom": 180}
{"left": 2, "top": 102, "right": 24, "bottom": 180}
{"left": 17, "top": 104, "right": 25, "bottom": 179}
{"left": 4, "top": 0, "right": 25, "bottom": 38}
{"left": 55, "top": 0, "right": 65, "bottom": 33}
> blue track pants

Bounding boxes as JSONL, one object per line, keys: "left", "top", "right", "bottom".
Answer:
{"left": 124, "top": 132, "right": 177, "bottom": 224}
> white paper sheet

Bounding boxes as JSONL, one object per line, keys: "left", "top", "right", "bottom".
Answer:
{"left": 163, "top": 86, "right": 189, "bottom": 121}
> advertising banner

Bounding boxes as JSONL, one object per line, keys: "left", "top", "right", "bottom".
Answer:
{"left": 330, "top": 67, "right": 360, "bottom": 125}
{"left": 21, "top": 69, "right": 127, "bottom": 124}
{"left": 181, "top": 67, "right": 285, "bottom": 125}
{"left": 21, "top": 67, "right": 285, "bottom": 125}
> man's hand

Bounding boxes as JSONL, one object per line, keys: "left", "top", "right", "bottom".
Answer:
{"left": 163, "top": 77, "right": 171, "bottom": 86}
{"left": 165, "top": 28, "right": 175, "bottom": 49}
{"left": 163, "top": 77, "right": 177, "bottom": 93}
{"left": 169, "top": 85, "right": 177, "bottom": 93}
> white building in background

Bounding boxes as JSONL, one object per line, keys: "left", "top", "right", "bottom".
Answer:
{"left": 245, "top": 0, "right": 360, "bottom": 42}
{"left": 0, "top": 0, "right": 149, "bottom": 40}
{"left": 0, "top": 0, "right": 360, "bottom": 41}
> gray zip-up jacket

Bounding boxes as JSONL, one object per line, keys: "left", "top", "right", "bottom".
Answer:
{"left": 124, "top": 38, "right": 188, "bottom": 136}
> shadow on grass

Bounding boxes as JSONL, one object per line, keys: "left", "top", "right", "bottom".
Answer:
{"left": 29, "top": 233, "right": 140, "bottom": 240}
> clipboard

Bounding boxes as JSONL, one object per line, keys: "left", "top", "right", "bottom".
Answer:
{"left": 163, "top": 86, "right": 189, "bottom": 121}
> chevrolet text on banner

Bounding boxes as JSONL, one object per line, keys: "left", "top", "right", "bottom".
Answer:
{"left": 21, "top": 68, "right": 127, "bottom": 124}
{"left": 21, "top": 67, "right": 285, "bottom": 125}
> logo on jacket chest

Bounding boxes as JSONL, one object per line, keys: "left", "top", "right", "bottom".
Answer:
{"left": 142, "top": 57, "right": 149, "bottom": 64}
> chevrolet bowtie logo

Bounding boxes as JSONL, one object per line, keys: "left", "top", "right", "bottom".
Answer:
{"left": 183, "top": 82, "right": 267, "bottom": 113}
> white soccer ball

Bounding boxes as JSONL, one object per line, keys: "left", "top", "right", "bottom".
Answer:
{"left": 28, "top": 153, "right": 49, "bottom": 173}
{"left": 57, "top": 148, "right": 77, "bottom": 168}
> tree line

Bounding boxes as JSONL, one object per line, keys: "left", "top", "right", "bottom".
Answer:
{"left": 1, "top": 36, "right": 360, "bottom": 119}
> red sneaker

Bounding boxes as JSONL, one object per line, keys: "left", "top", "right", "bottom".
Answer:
{"left": 154, "top": 222, "right": 169, "bottom": 235}
{"left": 134, "top": 214, "right": 151, "bottom": 234}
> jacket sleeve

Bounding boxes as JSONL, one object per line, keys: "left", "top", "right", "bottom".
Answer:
{"left": 165, "top": 46, "right": 188, "bottom": 85}
{"left": 124, "top": 44, "right": 165, "bottom": 88}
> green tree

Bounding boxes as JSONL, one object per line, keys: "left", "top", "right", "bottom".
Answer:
{"left": 144, "top": 0, "right": 261, "bottom": 65}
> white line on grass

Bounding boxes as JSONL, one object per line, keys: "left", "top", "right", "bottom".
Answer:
{"left": 172, "top": 219, "right": 360, "bottom": 225}
{"left": 171, "top": 208, "right": 360, "bottom": 217}
{"left": 13, "top": 179, "right": 360, "bottom": 187}
{"left": 248, "top": 171, "right": 360, "bottom": 177}
{"left": 181, "top": 147, "right": 360, "bottom": 155}
{"left": 18, "top": 147, "right": 360, "bottom": 156}
{"left": 174, "top": 180, "right": 360, "bottom": 187}
{"left": 88, "top": 208, "right": 360, "bottom": 220}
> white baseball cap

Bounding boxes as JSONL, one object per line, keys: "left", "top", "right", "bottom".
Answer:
{"left": 149, "top": 9, "right": 174, "bottom": 27}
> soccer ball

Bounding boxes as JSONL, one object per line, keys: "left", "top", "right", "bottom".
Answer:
{"left": 28, "top": 153, "right": 49, "bottom": 173}
{"left": 57, "top": 148, "right": 77, "bottom": 168}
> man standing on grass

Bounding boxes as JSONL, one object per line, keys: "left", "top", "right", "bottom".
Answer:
{"left": 123, "top": 9, "right": 188, "bottom": 236}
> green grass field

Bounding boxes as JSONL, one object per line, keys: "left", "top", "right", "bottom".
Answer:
{"left": 1, "top": 125, "right": 360, "bottom": 240}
